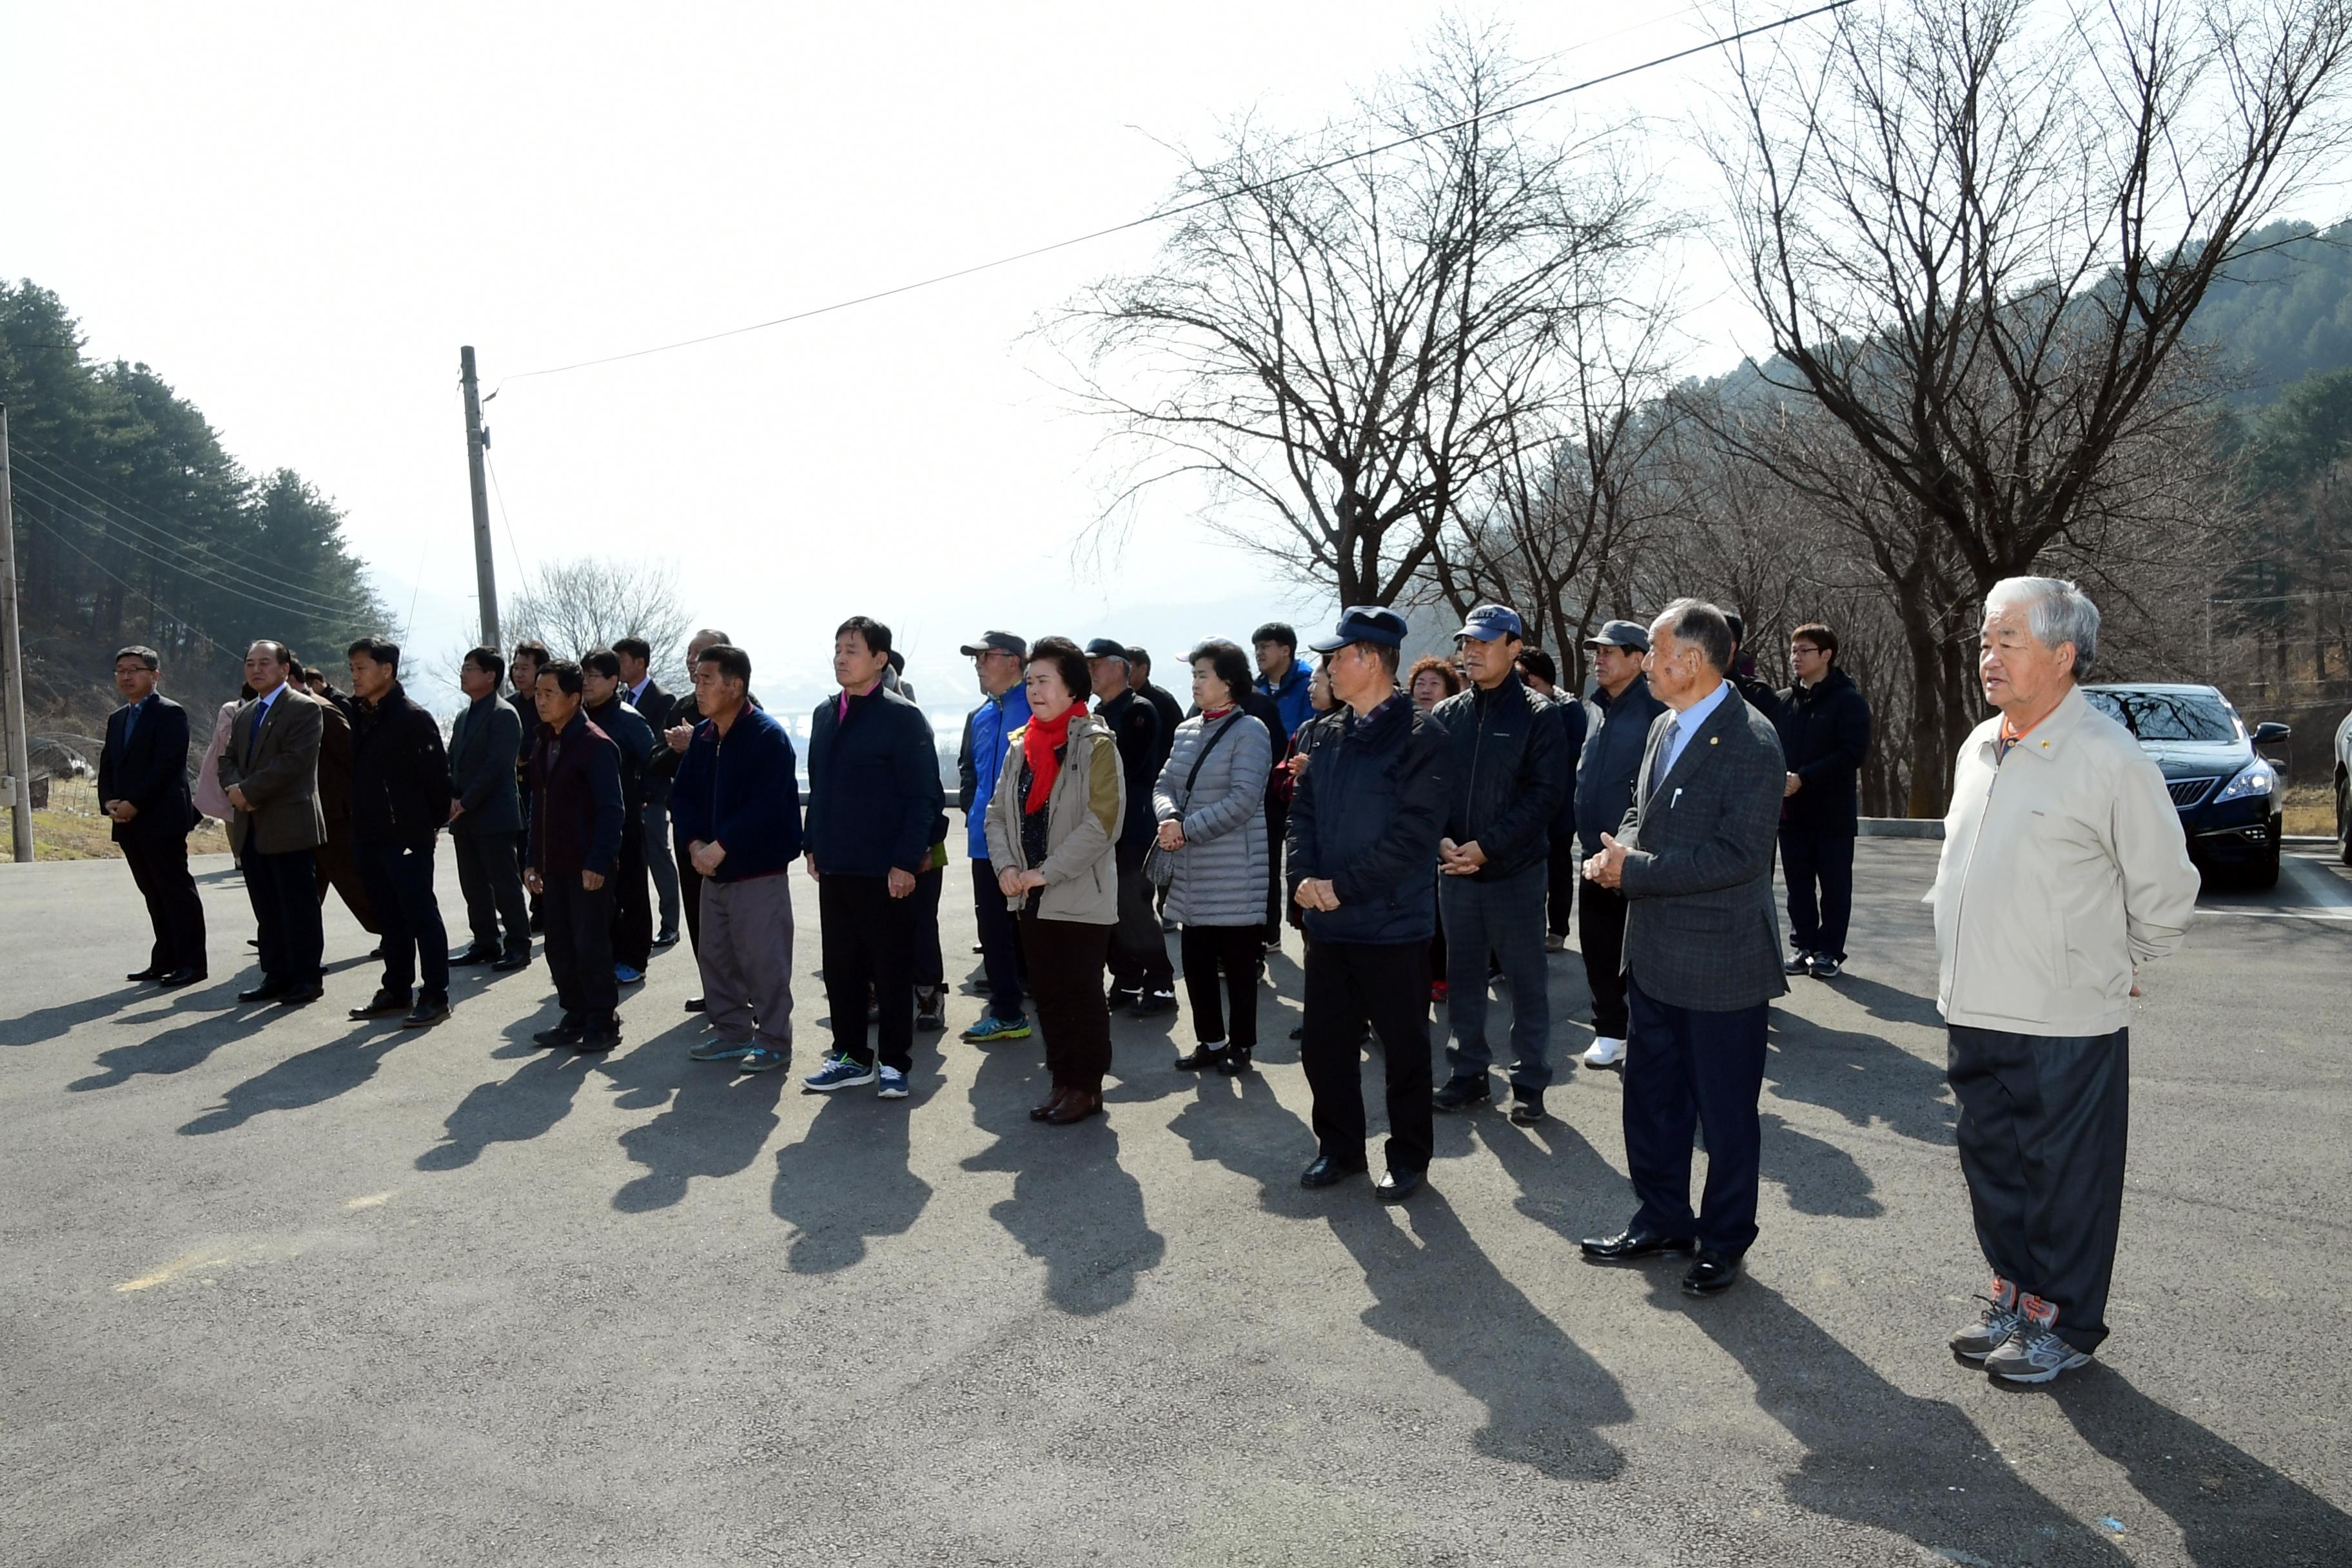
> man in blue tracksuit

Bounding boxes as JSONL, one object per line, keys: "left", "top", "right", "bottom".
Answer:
{"left": 955, "top": 630, "right": 1033, "bottom": 1043}
{"left": 670, "top": 642, "right": 803, "bottom": 1074}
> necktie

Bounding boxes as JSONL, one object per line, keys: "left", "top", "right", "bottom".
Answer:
{"left": 122, "top": 701, "right": 141, "bottom": 747}
{"left": 248, "top": 698, "right": 270, "bottom": 755}
{"left": 1648, "top": 718, "right": 1681, "bottom": 796}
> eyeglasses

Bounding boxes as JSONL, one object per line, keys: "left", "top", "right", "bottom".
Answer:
{"left": 1790, "top": 644, "right": 1823, "bottom": 656}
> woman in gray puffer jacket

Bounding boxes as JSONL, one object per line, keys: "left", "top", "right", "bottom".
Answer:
{"left": 1153, "top": 639, "right": 1274, "bottom": 1075}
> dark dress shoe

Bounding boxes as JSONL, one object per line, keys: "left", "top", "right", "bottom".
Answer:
{"left": 449, "top": 946, "right": 499, "bottom": 968}
{"left": 1030, "top": 1087, "right": 1072, "bottom": 1122}
{"left": 127, "top": 966, "right": 164, "bottom": 983}
{"left": 1681, "top": 1250, "right": 1743, "bottom": 1297}
{"left": 155, "top": 968, "right": 206, "bottom": 989}
{"left": 1173, "top": 1043, "right": 1228, "bottom": 1072}
{"left": 571, "top": 1017, "right": 622, "bottom": 1054}
{"left": 1580, "top": 1228, "right": 1698, "bottom": 1263}
{"left": 652, "top": 930, "right": 680, "bottom": 948}
{"left": 1374, "top": 1167, "right": 1424, "bottom": 1203}
{"left": 237, "top": 980, "right": 291, "bottom": 1003}
{"left": 684, "top": 995, "right": 706, "bottom": 1013}
{"left": 401, "top": 994, "right": 450, "bottom": 1028}
{"left": 1215, "top": 1047, "right": 1255, "bottom": 1076}
{"left": 349, "top": 989, "right": 411, "bottom": 1020}
{"left": 1300, "top": 1153, "right": 1369, "bottom": 1189}
{"left": 1043, "top": 1088, "right": 1103, "bottom": 1124}
{"left": 491, "top": 950, "right": 533, "bottom": 972}
{"left": 1508, "top": 1093, "right": 1546, "bottom": 1126}
{"left": 277, "top": 983, "right": 326, "bottom": 1006}
{"left": 1433, "top": 1075, "right": 1492, "bottom": 1112}
{"left": 532, "top": 1022, "right": 585, "bottom": 1048}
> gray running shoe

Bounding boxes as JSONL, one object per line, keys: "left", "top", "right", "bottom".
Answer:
{"left": 1982, "top": 1325, "right": 2093, "bottom": 1384}
{"left": 1950, "top": 1293, "right": 2028, "bottom": 1361}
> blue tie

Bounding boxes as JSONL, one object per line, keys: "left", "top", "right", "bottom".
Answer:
{"left": 122, "top": 700, "right": 141, "bottom": 746}
{"left": 249, "top": 698, "right": 270, "bottom": 752}
{"left": 1648, "top": 717, "right": 1681, "bottom": 796}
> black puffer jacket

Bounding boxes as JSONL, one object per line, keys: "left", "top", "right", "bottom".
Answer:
{"left": 1772, "top": 667, "right": 1872, "bottom": 833}
{"left": 1574, "top": 674, "right": 1668, "bottom": 857}
{"left": 349, "top": 681, "right": 452, "bottom": 848}
{"left": 1429, "top": 672, "right": 1567, "bottom": 880}
{"left": 1286, "top": 694, "right": 1450, "bottom": 945}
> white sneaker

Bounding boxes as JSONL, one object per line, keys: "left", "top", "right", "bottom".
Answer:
{"left": 1583, "top": 1035, "right": 1627, "bottom": 1067}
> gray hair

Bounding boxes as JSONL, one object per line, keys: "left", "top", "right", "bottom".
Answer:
{"left": 1654, "top": 598, "right": 1735, "bottom": 674}
{"left": 1984, "top": 576, "right": 2100, "bottom": 678}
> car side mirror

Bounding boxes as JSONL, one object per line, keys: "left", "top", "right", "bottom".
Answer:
{"left": 2251, "top": 721, "right": 2292, "bottom": 745}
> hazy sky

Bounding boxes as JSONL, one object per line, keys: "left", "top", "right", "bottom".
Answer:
{"left": 8, "top": 1, "right": 1778, "bottom": 721}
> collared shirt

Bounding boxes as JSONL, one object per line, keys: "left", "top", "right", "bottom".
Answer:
{"left": 1657, "top": 678, "right": 1732, "bottom": 778}
{"left": 248, "top": 681, "right": 289, "bottom": 745}
{"left": 628, "top": 676, "right": 651, "bottom": 707}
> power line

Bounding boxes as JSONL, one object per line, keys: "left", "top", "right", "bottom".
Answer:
{"left": 14, "top": 511, "right": 240, "bottom": 661}
{"left": 492, "top": 1, "right": 1852, "bottom": 388}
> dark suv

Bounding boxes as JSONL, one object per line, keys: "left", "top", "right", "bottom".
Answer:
{"left": 2082, "top": 683, "right": 2288, "bottom": 888}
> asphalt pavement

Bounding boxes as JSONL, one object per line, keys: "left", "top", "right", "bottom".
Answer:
{"left": 2, "top": 838, "right": 2347, "bottom": 1567}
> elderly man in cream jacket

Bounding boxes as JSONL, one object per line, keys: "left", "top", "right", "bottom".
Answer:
{"left": 1930, "top": 576, "right": 2199, "bottom": 1387}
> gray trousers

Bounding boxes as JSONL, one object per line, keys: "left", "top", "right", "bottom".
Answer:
{"left": 1948, "top": 1025, "right": 2129, "bottom": 1352}
{"left": 643, "top": 796, "right": 681, "bottom": 937}
{"left": 698, "top": 872, "right": 796, "bottom": 1052}
{"left": 1440, "top": 861, "right": 1554, "bottom": 1093}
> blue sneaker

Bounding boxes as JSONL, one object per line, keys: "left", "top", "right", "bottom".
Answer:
{"left": 961, "top": 1014, "right": 1032, "bottom": 1044}
{"left": 689, "top": 1037, "right": 759, "bottom": 1062}
{"left": 803, "top": 1053, "right": 879, "bottom": 1092}
{"left": 615, "top": 965, "right": 646, "bottom": 986}
{"left": 876, "top": 1066, "right": 910, "bottom": 1099}
{"left": 738, "top": 1047, "right": 789, "bottom": 1074}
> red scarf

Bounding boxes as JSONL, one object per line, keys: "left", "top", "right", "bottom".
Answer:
{"left": 1022, "top": 703, "right": 1084, "bottom": 813}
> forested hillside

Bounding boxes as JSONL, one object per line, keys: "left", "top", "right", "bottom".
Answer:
{"left": 2187, "top": 220, "right": 2352, "bottom": 403}
{"left": 1, "top": 280, "right": 387, "bottom": 734}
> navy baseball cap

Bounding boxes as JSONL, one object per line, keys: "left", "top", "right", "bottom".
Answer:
{"left": 1456, "top": 604, "right": 1524, "bottom": 642}
{"left": 959, "top": 631, "right": 1026, "bottom": 658}
{"left": 1582, "top": 618, "right": 1651, "bottom": 653}
{"left": 1309, "top": 605, "right": 1410, "bottom": 653}
{"left": 1082, "top": 637, "right": 1130, "bottom": 660}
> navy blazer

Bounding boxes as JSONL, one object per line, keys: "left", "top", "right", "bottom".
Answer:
{"left": 447, "top": 694, "right": 523, "bottom": 837}
{"left": 98, "top": 694, "right": 196, "bottom": 843}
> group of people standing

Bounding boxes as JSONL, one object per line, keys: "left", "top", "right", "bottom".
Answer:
{"left": 92, "top": 572, "right": 2199, "bottom": 1386}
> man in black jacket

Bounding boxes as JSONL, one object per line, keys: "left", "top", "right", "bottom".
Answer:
{"left": 801, "top": 616, "right": 945, "bottom": 1100}
{"left": 583, "top": 649, "right": 658, "bottom": 986}
{"left": 1126, "top": 647, "right": 1183, "bottom": 775}
{"left": 1574, "top": 621, "right": 1667, "bottom": 1069}
{"left": 509, "top": 639, "right": 549, "bottom": 931}
{"left": 1088, "top": 638, "right": 1173, "bottom": 1013}
{"left": 99, "top": 645, "right": 207, "bottom": 986}
{"left": 1774, "top": 622, "right": 1873, "bottom": 977}
{"left": 527, "top": 660, "right": 626, "bottom": 1051}
{"left": 1289, "top": 606, "right": 1451, "bottom": 1204}
{"left": 447, "top": 646, "right": 531, "bottom": 970}
{"left": 614, "top": 635, "right": 683, "bottom": 946}
{"left": 1722, "top": 614, "right": 1783, "bottom": 723}
{"left": 342, "top": 638, "right": 455, "bottom": 1027}
{"left": 1514, "top": 647, "right": 1589, "bottom": 954}
{"left": 1431, "top": 605, "right": 1569, "bottom": 1123}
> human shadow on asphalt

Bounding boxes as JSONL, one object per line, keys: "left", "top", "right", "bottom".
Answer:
{"left": 2052, "top": 1367, "right": 2352, "bottom": 1564}
{"left": 772, "top": 1087, "right": 935, "bottom": 1273}
{"left": 605, "top": 1024, "right": 787, "bottom": 1211}
{"left": 1650, "top": 1274, "right": 2127, "bottom": 1565}
{"left": 1765, "top": 1008, "right": 1956, "bottom": 1146}
{"left": 63, "top": 987, "right": 309, "bottom": 1090}
{"left": 959, "top": 1043, "right": 1164, "bottom": 1314}
{"left": 1826, "top": 972, "right": 1945, "bottom": 1031}
{"left": 413, "top": 1023, "right": 598, "bottom": 1170}
{"left": 177, "top": 1016, "right": 416, "bottom": 1135}
{"left": 0, "top": 986, "right": 163, "bottom": 1049}
{"left": 1172, "top": 1073, "right": 1631, "bottom": 1481}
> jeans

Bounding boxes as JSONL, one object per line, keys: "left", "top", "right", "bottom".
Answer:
{"left": 455, "top": 828, "right": 529, "bottom": 956}
{"left": 1440, "top": 862, "right": 1554, "bottom": 1093}
{"left": 643, "top": 794, "right": 682, "bottom": 937}
{"left": 1780, "top": 824, "right": 1856, "bottom": 961}
{"left": 819, "top": 874, "right": 916, "bottom": 1071}
{"left": 357, "top": 839, "right": 450, "bottom": 997}
{"left": 970, "top": 857, "right": 1026, "bottom": 1023}
{"left": 700, "top": 872, "right": 796, "bottom": 1054}
{"left": 1301, "top": 938, "right": 1434, "bottom": 1173}
{"left": 1179, "top": 923, "right": 1261, "bottom": 1049}
{"left": 242, "top": 844, "right": 323, "bottom": 985}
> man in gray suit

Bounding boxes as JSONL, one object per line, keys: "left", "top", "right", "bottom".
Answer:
{"left": 218, "top": 639, "right": 329, "bottom": 1005}
{"left": 447, "top": 645, "right": 532, "bottom": 971}
{"left": 1578, "top": 598, "right": 1788, "bottom": 1297}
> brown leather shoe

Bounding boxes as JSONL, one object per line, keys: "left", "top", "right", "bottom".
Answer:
{"left": 1044, "top": 1088, "right": 1104, "bottom": 1125}
{"left": 1030, "top": 1086, "right": 1071, "bottom": 1122}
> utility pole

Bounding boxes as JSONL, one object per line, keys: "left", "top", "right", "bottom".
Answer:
{"left": 460, "top": 347, "right": 501, "bottom": 651}
{"left": 0, "top": 404, "right": 35, "bottom": 863}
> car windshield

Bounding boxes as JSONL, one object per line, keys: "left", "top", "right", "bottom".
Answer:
{"left": 2084, "top": 689, "right": 2239, "bottom": 743}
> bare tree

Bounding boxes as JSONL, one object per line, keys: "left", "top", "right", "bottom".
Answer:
{"left": 1708, "top": 0, "right": 2351, "bottom": 805}
{"left": 1054, "top": 23, "right": 1654, "bottom": 606}
{"left": 506, "top": 556, "right": 692, "bottom": 686}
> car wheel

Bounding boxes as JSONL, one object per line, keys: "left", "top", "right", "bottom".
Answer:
{"left": 2252, "top": 814, "right": 2283, "bottom": 891}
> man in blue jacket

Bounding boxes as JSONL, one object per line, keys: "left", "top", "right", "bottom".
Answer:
{"left": 671, "top": 643, "right": 804, "bottom": 1074}
{"left": 1288, "top": 606, "right": 1450, "bottom": 1203}
{"left": 802, "top": 616, "right": 945, "bottom": 1100}
{"left": 955, "top": 630, "right": 1032, "bottom": 1043}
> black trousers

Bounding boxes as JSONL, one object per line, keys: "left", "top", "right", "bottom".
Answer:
{"left": 970, "top": 858, "right": 1027, "bottom": 1023}
{"left": 1180, "top": 923, "right": 1262, "bottom": 1050}
{"left": 1948, "top": 1026, "right": 2130, "bottom": 1352}
{"left": 455, "top": 829, "right": 530, "bottom": 956}
{"left": 124, "top": 832, "right": 206, "bottom": 974}
{"left": 1021, "top": 912, "right": 1113, "bottom": 1090}
{"left": 1578, "top": 878, "right": 1631, "bottom": 1039}
{"left": 1780, "top": 824, "right": 1856, "bottom": 961}
{"left": 358, "top": 839, "right": 450, "bottom": 997}
{"left": 1547, "top": 831, "right": 1580, "bottom": 937}
{"left": 819, "top": 874, "right": 916, "bottom": 1071}
{"left": 1624, "top": 976, "right": 1769, "bottom": 1256}
{"left": 242, "top": 845, "right": 324, "bottom": 985}
{"left": 913, "top": 862, "right": 946, "bottom": 989}
{"left": 676, "top": 838, "right": 707, "bottom": 954}
{"left": 542, "top": 874, "right": 617, "bottom": 1020}
{"left": 609, "top": 821, "right": 652, "bottom": 971}
{"left": 1262, "top": 799, "right": 1288, "bottom": 943}
{"left": 1302, "top": 938, "right": 1434, "bottom": 1173}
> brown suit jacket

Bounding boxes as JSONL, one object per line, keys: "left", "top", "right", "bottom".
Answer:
{"left": 217, "top": 685, "right": 328, "bottom": 856}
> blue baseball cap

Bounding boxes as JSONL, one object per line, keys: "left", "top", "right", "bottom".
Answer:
{"left": 1456, "top": 604, "right": 1524, "bottom": 643}
{"left": 1308, "top": 605, "right": 1410, "bottom": 653}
